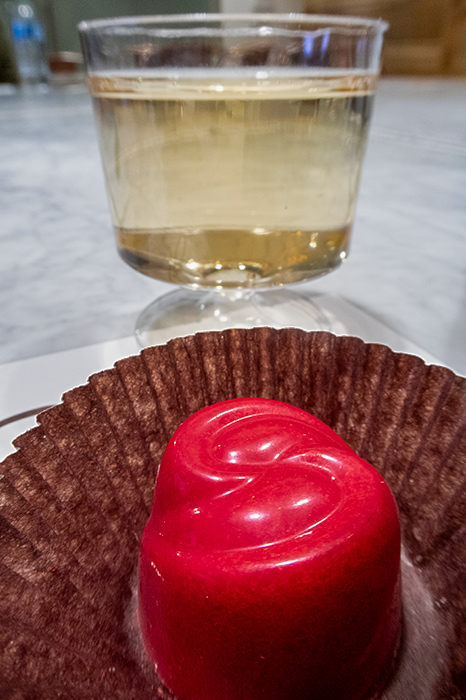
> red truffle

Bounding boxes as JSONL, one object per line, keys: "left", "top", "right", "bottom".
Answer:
{"left": 139, "top": 398, "right": 401, "bottom": 700}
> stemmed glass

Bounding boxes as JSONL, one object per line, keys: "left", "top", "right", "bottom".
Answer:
{"left": 79, "top": 14, "right": 387, "bottom": 347}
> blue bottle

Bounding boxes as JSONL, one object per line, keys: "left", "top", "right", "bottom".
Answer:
{"left": 8, "top": 1, "right": 49, "bottom": 85}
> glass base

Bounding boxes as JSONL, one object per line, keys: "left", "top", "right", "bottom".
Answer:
{"left": 135, "top": 287, "right": 348, "bottom": 348}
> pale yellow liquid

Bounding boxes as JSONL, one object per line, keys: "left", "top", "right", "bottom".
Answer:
{"left": 89, "top": 72, "right": 375, "bottom": 288}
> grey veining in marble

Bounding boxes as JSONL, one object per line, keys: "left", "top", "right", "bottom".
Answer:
{"left": 0, "top": 79, "right": 465, "bottom": 375}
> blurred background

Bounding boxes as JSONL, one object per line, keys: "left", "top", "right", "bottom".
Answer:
{"left": 0, "top": 0, "right": 465, "bottom": 85}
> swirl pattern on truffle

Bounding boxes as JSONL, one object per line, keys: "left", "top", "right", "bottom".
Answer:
{"left": 146, "top": 398, "right": 397, "bottom": 564}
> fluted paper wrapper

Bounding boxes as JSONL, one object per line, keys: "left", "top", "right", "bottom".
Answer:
{"left": 1, "top": 329, "right": 465, "bottom": 700}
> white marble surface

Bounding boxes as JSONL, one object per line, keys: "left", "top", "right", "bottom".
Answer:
{"left": 0, "top": 78, "right": 465, "bottom": 375}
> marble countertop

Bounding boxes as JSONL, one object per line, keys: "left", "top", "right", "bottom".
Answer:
{"left": 1, "top": 78, "right": 465, "bottom": 376}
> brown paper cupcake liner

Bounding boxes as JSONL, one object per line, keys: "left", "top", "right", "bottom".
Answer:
{"left": 1, "top": 329, "right": 465, "bottom": 699}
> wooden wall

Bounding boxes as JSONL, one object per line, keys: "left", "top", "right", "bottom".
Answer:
{"left": 303, "top": 0, "right": 466, "bottom": 75}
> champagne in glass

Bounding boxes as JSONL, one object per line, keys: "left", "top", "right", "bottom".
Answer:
{"left": 79, "top": 15, "right": 387, "bottom": 344}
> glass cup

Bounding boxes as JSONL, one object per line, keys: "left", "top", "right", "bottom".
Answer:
{"left": 79, "top": 14, "right": 387, "bottom": 346}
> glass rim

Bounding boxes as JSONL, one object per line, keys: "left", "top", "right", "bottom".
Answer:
{"left": 78, "top": 12, "right": 389, "bottom": 35}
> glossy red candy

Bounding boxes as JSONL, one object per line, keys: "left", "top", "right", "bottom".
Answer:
{"left": 139, "top": 398, "right": 401, "bottom": 700}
